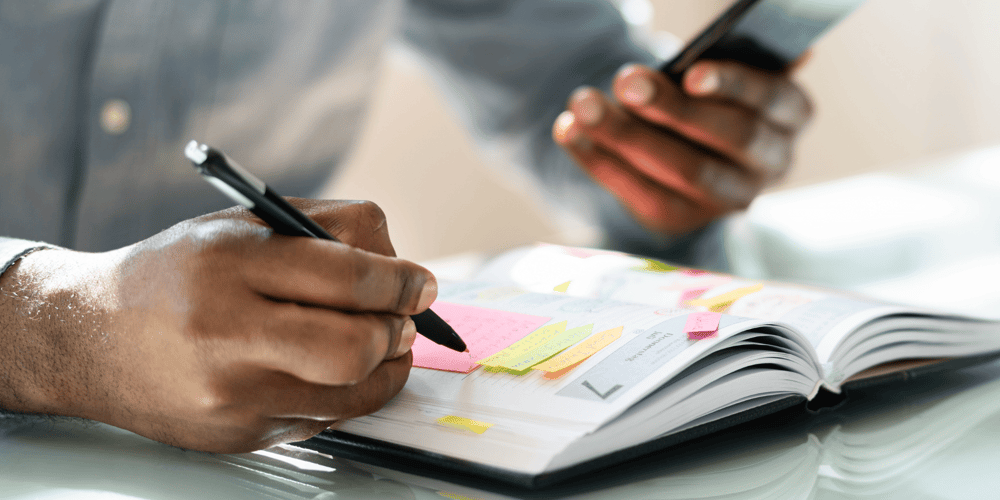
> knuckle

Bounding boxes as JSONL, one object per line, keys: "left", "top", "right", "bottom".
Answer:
{"left": 355, "top": 200, "right": 387, "bottom": 230}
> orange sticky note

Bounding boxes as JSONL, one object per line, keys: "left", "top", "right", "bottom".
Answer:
{"left": 532, "top": 326, "right": 623, "bottom": 374}
{"left": 412, "top": 302, "right": 550, "bottom": 373}
{"left": 685, "top": 312, "right": 721, "bottom": 339}
{"left": 543, "top": 359, "right": 586, "bottom": 379}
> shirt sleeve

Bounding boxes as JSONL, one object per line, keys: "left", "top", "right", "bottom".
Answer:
{"left": 0, "top": 238, "right": 54, "bottom": 279}
{"left": 400, "top": 0, "right": 730, "bottom": 270}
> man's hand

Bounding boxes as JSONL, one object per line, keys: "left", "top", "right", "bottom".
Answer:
{"left": 0, "top": 199, "right": 434, "bottom": 453}
{"left": 553, "top": 61, "right": 812, "bottom": 234}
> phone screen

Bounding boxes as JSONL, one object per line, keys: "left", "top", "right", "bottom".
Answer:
{"left": 664, "top": 0, "right": 866, "bottom": 78}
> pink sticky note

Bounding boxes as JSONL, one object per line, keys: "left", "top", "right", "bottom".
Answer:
{"left": 681, "top": 269, "right": 709, "bottom": 276}
{"left": 411, "top": 302, "right": 551, "bottom": 373}
{"left": 684, "top": 312, "right": 721, "bottom": 340}
{"left": 678, "top": 287, "right": 710, "bottom": 306}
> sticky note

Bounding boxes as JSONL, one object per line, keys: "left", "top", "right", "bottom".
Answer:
{"left": 533, "top": 326, "right": 623, "bottom": 374}
{"left": 684, "top": 312, "right": 721, "bottom": 340}
{"left": 681, "top": 269, "right": 709, "bottom": 276}
{"left": 477, "top": 321, "right": 568, "bottom": 367}
{"left": 437, "top": 492, "right": 486, "bottom": 500}
{"left": 543, "top": 360, "right": 586, "bottom": 379}
{"left": 553, "top": 281, "right": 571, "bottom": 293}
{"left": 685, "top": 284, "right": 764, "bottom": 312}
{"left": 500, "top": 324, "right": 595, "bottom": 371}
{"left": 678, "top": 287, "right": 710, "bottom": 305}
{"left": 411, "top": 302, "right": 551, "bottom": 373}
{"left": 436, "top": 415, "right": 493, "bottom": 434}
{"left": 632, "top": 258, "right": 678, "bottom": 273}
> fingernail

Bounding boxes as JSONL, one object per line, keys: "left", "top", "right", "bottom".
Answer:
{"left": 571, "top": 89, "right": 603, "bottom": 126}
{"left": 417, "top": 277, "right": 437, "bottom": 311}
{"left": 394, "top": 319, "right": 417, "bottom": 358}
{"left": 687, "top": 66, "right": 720, "bottom": 95}
{"left": 619, "top": 72, "right": 655, "bottom": 106}
{"left": 747, "top": 125, "right": 789, "bottom": 176}
{"left": 554, "top": 110, "right": 581, "bottom": 144}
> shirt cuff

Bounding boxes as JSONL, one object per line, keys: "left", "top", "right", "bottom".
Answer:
{"left": 0, "top": 238, "right": 54, "bottom": 279}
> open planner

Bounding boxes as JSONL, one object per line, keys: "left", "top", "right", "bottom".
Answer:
{"left": 301, "top": 244, "right": 1000, "bottom": 488}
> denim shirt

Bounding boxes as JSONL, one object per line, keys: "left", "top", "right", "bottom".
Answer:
{"left": 0, "top": 0, "right": 726, "bottom": 275}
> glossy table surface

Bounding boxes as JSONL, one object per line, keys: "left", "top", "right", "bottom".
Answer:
{"left": 6, "top": 146, "right": 1000, "bottom": 499}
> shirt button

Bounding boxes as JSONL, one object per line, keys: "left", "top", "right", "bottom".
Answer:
{"left": 100, "top": 99, "right": 131, "bottom": 135}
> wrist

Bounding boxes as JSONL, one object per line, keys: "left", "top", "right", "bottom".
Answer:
{"left": 0, "top": 247, "right": 116, "bottom": 418}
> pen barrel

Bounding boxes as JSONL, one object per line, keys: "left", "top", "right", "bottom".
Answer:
{"left": 260, "top": 188, "right": 338, "bottom": 241}
{"left": 412, "top": 309, "right": 467, "bottom": 352}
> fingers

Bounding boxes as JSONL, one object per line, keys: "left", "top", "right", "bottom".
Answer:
{"left": 554, "top": 95, "right": 762, "bottom": 210}
{"left": 242, "top": 237, "right": 437, "bottom": 316}
{"left": 682, "top": 61, "right": 813, "bottom": 130}
{"left": 205, "top": 354, "right": 413, "bottom": 451}
{"left": 291, "top": 199, "right": 397, "bottom": 258}
{"left": 553, "top": 115, "right": 728, "bottom": 233}
{"left": 239, "top": 302, "right": 416, "bottom": 385}
{"left": 283, "top": 352, "right": 412, "bottom": 420}
{"left": 607, "top": 65, "right": 794, "bottom": 180}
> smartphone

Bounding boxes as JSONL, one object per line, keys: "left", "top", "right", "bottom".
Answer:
{"left": 662, "top": 0, "right": 867, "bottom": 81}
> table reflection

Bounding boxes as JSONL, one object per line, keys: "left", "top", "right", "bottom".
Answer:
{"left": 4, "top": 361, "right": 1000, "bottom": 499}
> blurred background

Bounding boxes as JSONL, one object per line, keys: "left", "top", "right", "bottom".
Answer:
{"left": 322, "top": 0, "right": 1000, "bottom": 263}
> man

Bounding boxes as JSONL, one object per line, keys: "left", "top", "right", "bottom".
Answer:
{"left": 0, "top": 0, "right": 810, "bottom": 453}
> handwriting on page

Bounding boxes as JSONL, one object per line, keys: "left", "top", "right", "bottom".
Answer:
{"left": 411, "top": 302, "right": 551, "bottom": 373}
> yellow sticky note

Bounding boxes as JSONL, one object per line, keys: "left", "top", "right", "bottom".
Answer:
{"left": 500, "top": 324, "right": 594, "bottom": 371}
{"left": 632, "top": 258, "right": 678, "bottom": 273}
{"left": 553, "top": 281, "right": 571, "bottom": 293}
{"left": 436, "top": 416, "right": 493, "bottom": 434}
{"left": 685, "top": 284, "right": 764, "bottom": 312}
{"left": 533, "top": 326, "right": 623, "bottom": 373}
{"left": 438, "top": 492, "right": 486, "bottom": 500}
{"left": 477, "top": 321, "right": 567, "bottom": 367}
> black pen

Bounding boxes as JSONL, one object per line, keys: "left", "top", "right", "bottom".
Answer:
{"left": 184, "top": 140, "right": 467, "bottom": 353}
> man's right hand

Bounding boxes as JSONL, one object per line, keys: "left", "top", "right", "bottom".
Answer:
{"left": 0, "top": 199, "right": 435, "bottom": 453}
